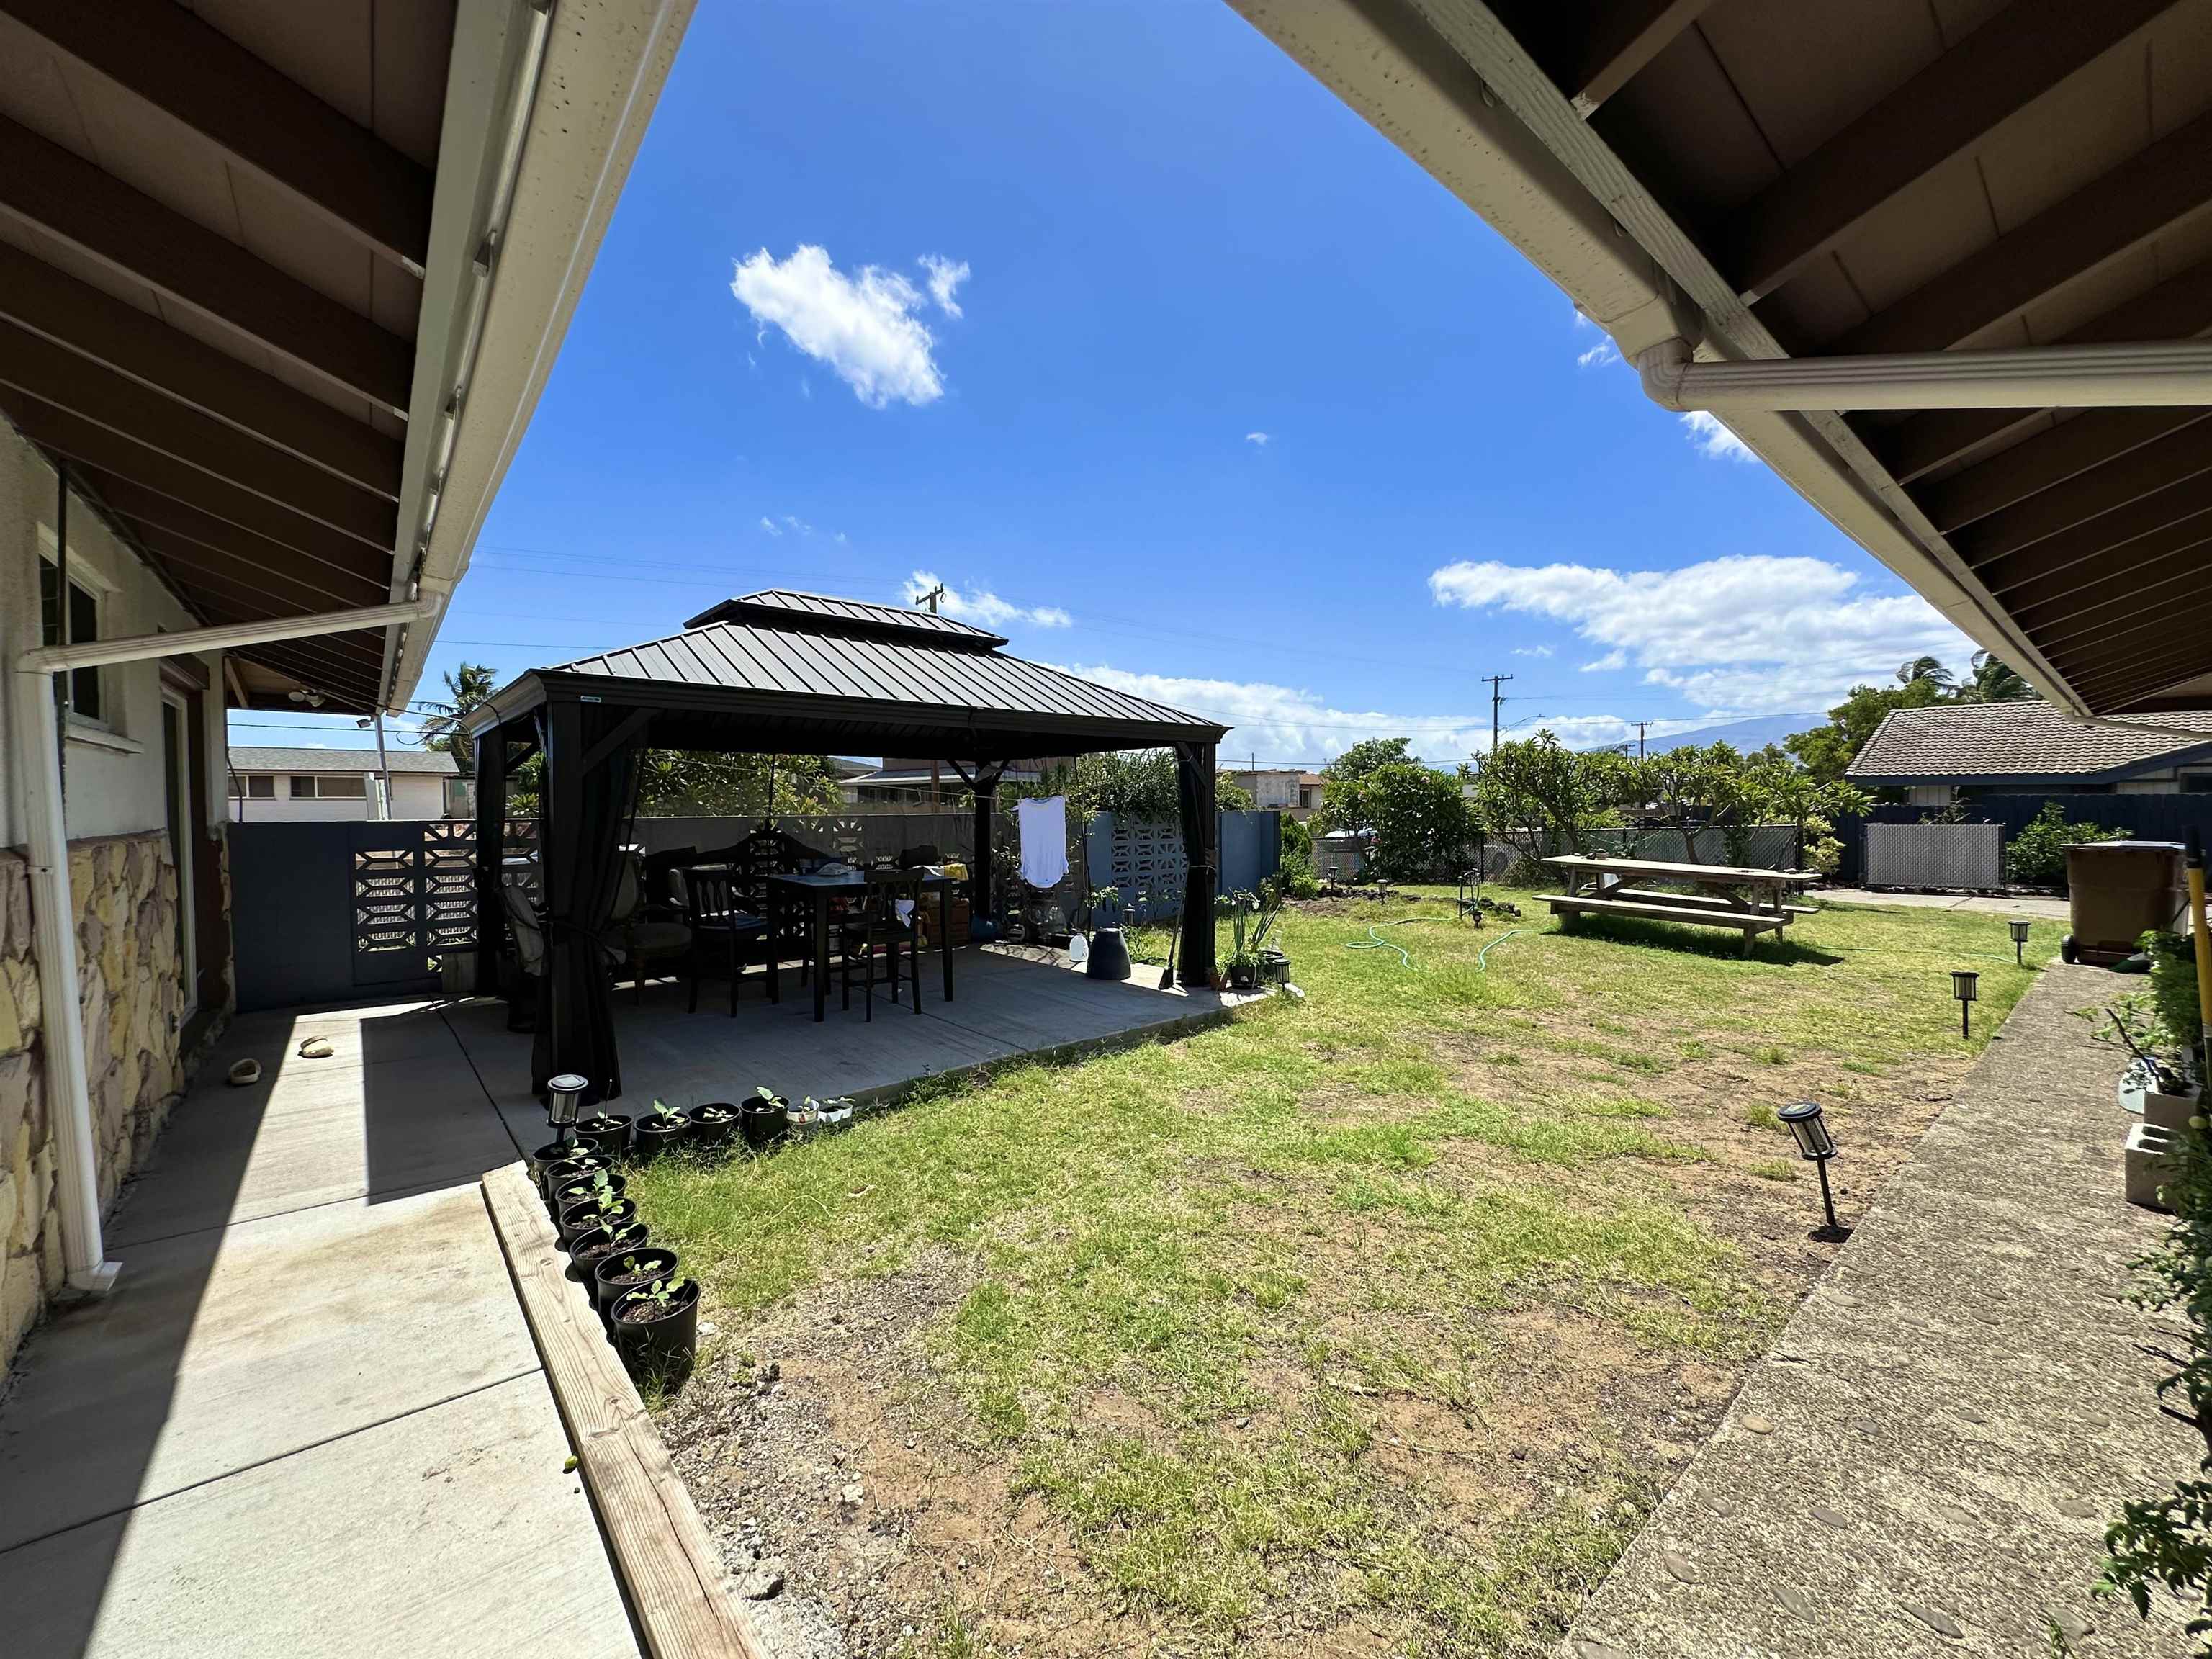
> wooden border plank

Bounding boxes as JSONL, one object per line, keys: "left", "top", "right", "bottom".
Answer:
{"left": 482, "top": 1161, "right": 775, "bottom": 1659}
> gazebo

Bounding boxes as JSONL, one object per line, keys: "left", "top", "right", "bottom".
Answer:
{"left": 462, "top": 590, "right": 1229, "bottom": 1102}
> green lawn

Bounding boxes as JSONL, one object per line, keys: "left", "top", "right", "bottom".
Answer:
{"left": 629, "top": 888, "right": 2056, "bottom": 1656}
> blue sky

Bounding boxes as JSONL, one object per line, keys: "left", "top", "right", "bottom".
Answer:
{"left": 233, "top": 1, "right": 1969, "bottom": 764}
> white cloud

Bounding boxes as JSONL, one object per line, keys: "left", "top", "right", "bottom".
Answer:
{"left": 1512, "top": 644, "right": 1553, "bottom": 658}
{"left": 1245, "top": 431, "right": 1271, "bottom": 446}
{"left": 918, "top": 254, "right": 969, "bottom": 318}
{"left": 1580, "top": 649, "right": 1627, "bottom": 673}
{"left": 1063, "top": 665, "right": 1488, "bottom": 764}
{"left": 1577, "top": 338, "right": 1622, "bottom": 369}
{"left": 760, "top": 513, "right": 837, "bottom": 540}
{"left": 758, "top": 516, "right": 781, "bottom": 536}
{"left": 1428, "top": 553, "right": 1969, "bottom": 714}
{"left": 730, "top": 245, "right": 947, "bottom": 408}
{"left": 905, "top": 571, "right": 1071, "bottom": 631}
{"left": 1681, "top": 410, "right": 1758, "bottom": 463}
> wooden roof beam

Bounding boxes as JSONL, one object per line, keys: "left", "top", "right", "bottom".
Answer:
{"left": 0, "top": 393, "right": 394, "bottom": 574}
{"left": 0, "top": 244, "right": 399, "bottom": 495}
{"left": 0, "top": 114, "right": 414, "bottom": 411}
{"left": 1570, "top": 0, "right": 1713, "bottom": 114}
{"left": 1822, "top": 108, "right": 2212, "bottom": 358}
{"left": 72, "top": 468, "right": 388, "bottom": 590}
{"left": 1979, "top": 476, "right": 2212, "bottom": 601}
{"left": 0, "top": 323, "right": 397, "bottom": 547}
{"left": 1722, "top": 0, "right": 2180, "bottom": 302}
{"left": 0, "top": 0, "right": 433, "bottom": 271}
{"left": 2058, "top": 638, "right": 2212, "bottom": 706}
{"left": 1946, "top": 423, "right": 2212, "bottom": 567}
{"left": 1874, "top": 266, "right": 2212, "bottom": 483}
{"left": 2013, "top": 533, "right": 2212, "bottom": 636}
{"left": 2036, "top": 589, "right": 2212, "bottom": 665}
{"left": 124, "top": 523, "right": 390, "bottom": 616}
{"left": 1913, "top": 408, "right": 2212, "bottom": 535}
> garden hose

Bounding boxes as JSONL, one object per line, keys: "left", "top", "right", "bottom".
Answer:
{"left": 1474, "top": 928, "right": 1531, "bottom": 971}
{"left": 1346, "top": 920, "right": 1419, "bottom": 968}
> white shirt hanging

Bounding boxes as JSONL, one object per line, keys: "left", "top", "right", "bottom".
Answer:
{"left": 1015, "top": 796, "right": 1069, "bottom": 889}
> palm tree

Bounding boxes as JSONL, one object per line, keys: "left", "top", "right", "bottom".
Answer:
{"left": 417, "top": 662, "right": 498, "bottom": 775}
{"left": 1895, "top": 655, "right": 1956, "bottom": 691}
{"left": 1964, "top": 649, "right": 2036, "bottom": 703}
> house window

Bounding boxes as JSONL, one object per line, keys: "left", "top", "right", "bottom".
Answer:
{"left": 38, "top": 555, "right": 102, "bottom": 723}
{"left": 1297, "top": 786, "right": 1316, "bottom": 809}
{"left": 228, "top": 775, "right": 277, "bottom": 799}
{"left": 2184, "top": 775, "right": 2212, "bottom": 794}
{"left": 290, "top": 775, "right": 315, "bottom": 799}
{"left": 291, "top": 775, "right": 367, "bottom": 800}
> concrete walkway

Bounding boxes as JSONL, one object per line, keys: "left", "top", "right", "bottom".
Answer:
{"left": 1569, "top": 964, "right": 2196, "bottom": 1658}
{"left": 0, "top": 1002, "right": 637, "bottom": 1659}
{"left": 1821, "top": 886, "right": 2071, "bottom": 920}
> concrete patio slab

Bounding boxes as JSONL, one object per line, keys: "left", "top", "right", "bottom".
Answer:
{"left": 0, "top": 1375, "right": 634, "bottom": 1659}
{"left": 0, "top": 1184, "right": 542, "bottom": 1550}
{"left": 1820, "top": 887, "right": 2071, "bottom": 920}
{"left": 1568, "top": 963, "right": 2198, "bottom": 1658}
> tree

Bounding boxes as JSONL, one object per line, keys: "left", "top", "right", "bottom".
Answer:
{"left": 418, "top": 662, "right": 498, "bottom": 776}
{"left": 634, "top": 751, "right": 842, "bottom": 817}
{"left": 1356, "top": 763, "right": 1473, "bottom": 881}
{"left": 1896, "top": 655, "right": 1956, "bottom": 691}
{"left": 1753, "top": 755, "right": 1869, "bottom": 873}
{"left": 1786, "top": 676, "right": 1948, "bottom": 786}
{"left": 1963, "top": 649, "right": 2036, "bottom": 703}
{"left": 1467, "top": 732, "right": 1626, "bottom": 864}
{"left": 1318, "top": 737, "right": 1419, "bottom": 834}
{"left": 1011, "top": 750, "right": 1180, "bottom": 820}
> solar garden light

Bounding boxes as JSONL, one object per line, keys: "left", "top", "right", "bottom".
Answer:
{"left": 1951, "top": 968, "right": 1980, "bottom": 1038}
{"left": 2008, "top": 917, "right": 2031, "bottom": 965}
{"left": 547, "top": 1071, "right": 589, "bottom": 1148}
{"left": 1778, "top": 1100, "right": 1843, "bottom": 1236}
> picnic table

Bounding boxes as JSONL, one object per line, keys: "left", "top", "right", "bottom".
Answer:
{"left": 1539, "top": 855, "right": 1823, "bottom": 957}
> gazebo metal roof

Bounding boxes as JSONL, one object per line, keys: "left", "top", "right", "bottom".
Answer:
{"left": 468, "top": 593, "right": 1227, "bottom": 760}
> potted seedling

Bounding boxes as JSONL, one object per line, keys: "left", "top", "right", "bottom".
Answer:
{"left": 594, "top": 1246, "right": 680, "bottom": 1326}
{"left": 688, "top": 1100, "right": 740, "bottom": 1148}
{"left": 528, "top": 1138, "right": 583, "bottom": 1184}
{"left": 572, "top": 1111, "right": 633, "bottom": 1158}
{"left": 1084, "top": 885, "right": 1133, "bottom": 981}
{"left": 559, "top": 1173, "right": 638, "bottom": 1245}
{"left": 741, "top": 1085, "right": 788, "bottom": 1152}
{"left": 611, "top": 1274, "right": 701, "bottom": 1375}
{"left": 539, "top": 1151, "right": 613, "bottom": 1210}
{"left": 567, "top": 1219, "right": 649, "bottom": 1286}
{"left": 632, "top": 1099, "right": 691, "bottom": 1159}
{"left": 550, "top": 1168, "right": 625, "bottom": 1233}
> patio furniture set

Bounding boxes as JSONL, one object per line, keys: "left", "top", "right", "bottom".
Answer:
{"left": 501, "top": 827, "right": 963, "bottom": 1031}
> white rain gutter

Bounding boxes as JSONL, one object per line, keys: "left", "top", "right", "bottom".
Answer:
{"left": 1635, "top": 338, "right": 2212, "bottom": 412}
{"left": 12, "top": 599, "right": 434, "bottom": 1294}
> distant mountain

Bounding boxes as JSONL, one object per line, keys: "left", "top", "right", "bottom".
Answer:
{"left": 1619, "top": 714, "right": 1821, "bottom": 755}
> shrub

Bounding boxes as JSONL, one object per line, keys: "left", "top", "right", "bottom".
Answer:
{"left": 2004, "top": 801, "right": 2127, "bottom": 889}
{"left": 1277, "top": 814, "right": 1320, "bottom": 899}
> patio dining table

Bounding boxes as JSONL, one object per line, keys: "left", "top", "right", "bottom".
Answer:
{"left": 765, "top": 869, "right": 958, "bottom": 1022}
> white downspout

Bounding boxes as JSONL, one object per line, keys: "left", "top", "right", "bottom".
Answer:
{"left": 13, "top": 598, "right": 435, "bottom": 1295}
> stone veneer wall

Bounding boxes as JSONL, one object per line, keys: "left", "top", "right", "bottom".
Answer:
{"left": 1, "top": 831, "right": 190, "bottom": 1362}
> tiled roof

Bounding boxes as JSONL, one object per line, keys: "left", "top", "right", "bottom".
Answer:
{"left": 1848, "top": 703, "right": 2212, "bottom": 783}
{"left": 229, "top": 745, "right": 458, "bottom": 775}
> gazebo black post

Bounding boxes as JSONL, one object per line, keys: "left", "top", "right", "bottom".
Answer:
{"left": 970, "top": 762, "right": 1004, "bottom": 923}
{"left": 471, "top": 720, "right": 508, "bottom": 998}
{"left": 1174, "top": 740, "right": 1218, "bottom": 987}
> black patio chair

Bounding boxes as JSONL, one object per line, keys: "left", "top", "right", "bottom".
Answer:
{"left": 837, "top": 868, "right": 923, "bottom": 1020}
{"left": 675, "top": 866, "right": 768, "bottom": 1016}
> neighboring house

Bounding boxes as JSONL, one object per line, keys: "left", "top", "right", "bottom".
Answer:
{"left": 0, "top": 2, "right": 690, "bottom": 1365}
{"left": 1229, "top": 767, "right": 1325, "bottom": 821}
{"left": 226, "top": 747, "right": 462, "bottom": 823}
{"left": 845, "top": 755, "right": 1069, "bottom": 808}
{"left": 1848, "top": 704, "right": 2212, "bottom": 805}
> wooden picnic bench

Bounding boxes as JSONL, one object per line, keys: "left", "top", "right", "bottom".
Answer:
{"left": 1539, "top": 855, "right": 1824, "bottom": 958}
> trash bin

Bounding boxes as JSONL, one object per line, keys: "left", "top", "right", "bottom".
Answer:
{"left": 2064, "top": 840, "right": 2186, "bottom": 965}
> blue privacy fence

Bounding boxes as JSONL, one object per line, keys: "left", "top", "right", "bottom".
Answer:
{"left": 1082, "top": 810, "right": 1283, "bottom": 925}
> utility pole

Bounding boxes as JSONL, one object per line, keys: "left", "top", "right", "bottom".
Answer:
{"left": 1634, "top": 719, "right": 1650, "bottom": 760}
{"left": 1482, "top": 673, "right": 1514, "bottom": 753}
{"left": 920, "top": 584, "right": 947, "bottom": 806}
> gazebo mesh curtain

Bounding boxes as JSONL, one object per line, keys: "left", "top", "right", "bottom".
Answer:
{"left": 532, "top": 701, "right": 649, "bottom": 1103}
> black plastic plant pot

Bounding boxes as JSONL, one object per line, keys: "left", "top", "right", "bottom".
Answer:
{"left": 594, "top": 1246, "right": 680, "bottom": 1325}
{"left": 539, "top": 1152, "right": 612, "bottom": 1208}
{"left": 559, "top": 1195, "right": 638, "bottom": 1247}
{"left": 568, "top": 1221, "right": 649, "bottom": 1285}
{"left": 740, "top": 1097, "right": 787, "bottom": 1152}
{"left": 612, "top": 1278, "right": 701, "bottom": 1375}
{"left": 549, "top": 1172, "right": 625, "bottom": 1226}
{"left": 572, "top": 1114, "right": 634, "bottom": 1158}
{"left": 1085, "top": 926, "right": 1133, "bottom": 981}
{"left": 632, "top": 1112, "right": 691, "bottom": 1159}
{"left": 529, "top": 1139, "right": 583, "bottom": 1184}
{"left": 1228, "top": 963, "right": 1259, "bottom": 991}
{"left": 688, "top": 1105, "right": 739, "bottom": 1148}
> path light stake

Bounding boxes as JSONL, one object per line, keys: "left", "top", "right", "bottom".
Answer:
{"left": 547, "top": 1071, "right": 588, "bottom": 1151}
{"left": 1779, "top": 1100, "right": 1845, "bottom": 1239}
{"left": 2008, "top": 917, "right": 2030, "bottom": 966}
{"left": 1951, "top": 969, "right": 1979, "bottom": 1038}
